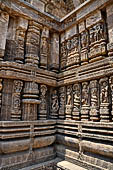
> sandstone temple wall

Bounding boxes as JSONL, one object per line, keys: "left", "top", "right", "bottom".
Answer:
{"left": 0, "top": 0, "right": 113, "bottom": 169}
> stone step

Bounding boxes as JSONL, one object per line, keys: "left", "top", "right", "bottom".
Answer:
{"left": 57, "top": 160, "right": 87, "bottom": 170}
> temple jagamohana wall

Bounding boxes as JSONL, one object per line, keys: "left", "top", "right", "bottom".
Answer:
{"left": 0, "top": 0, "right": 113, "bottom": 170}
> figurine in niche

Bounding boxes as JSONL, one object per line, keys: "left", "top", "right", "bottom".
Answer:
{"left": 95, "top": 23, "right": 104, "bottom": 41}
{"left": 89, "top": 28, "right": 95, "bottom": 44}
{"left": 82, "top": 83, "right": 89, "bottom": 106}
{"left": 67, "top": 86, "right": 72, "bottom": 105}
{"left": 72, "top": 36, "right": 78, "bottom": 51}
{"left": 40, "top": 85, "right": 47, "bottom": 110}
{"left": 73, "top": 84, "right": 80, "bottom": 110}
{"left": 51, "top": 90, "right": 59, "bottom": 112}
{"left": 100, "top": 81, "right": 108, "bottom": 104}
{"left": 91, "top": 88, "right": 98, "bottom": 107}
{"left": 41, "top": 37, "right": 48, "bottom": 55}
{"left": 81, "top": 31, "right": 88, "bottom": 49}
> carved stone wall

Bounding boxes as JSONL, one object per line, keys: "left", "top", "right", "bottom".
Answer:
{"left": 0, "top": 0, "right": 113, "bottom": 169}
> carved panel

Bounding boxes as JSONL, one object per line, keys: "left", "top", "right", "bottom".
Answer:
{"left": 90, "top": 80, "right": 99, "bottom": 121}
{"left": 99, "top": 78, "right": 110, "bottom": 122}
{"left": 81, "top": 82, "right": 90, "bottom": 121}
{"left": 59, "top": 86, "right": 66, "bottom": 119}
{"left": 50, "top": 89, "right": 59, "bottom": 119}
{"left": 66, "top": 85, "right": 73, "bottom": 120}
{"left": 39, "top": 85, "right": 48, "bottom": 120}
{"left": 72, "top": 83, "right": 81, "bottom": 120}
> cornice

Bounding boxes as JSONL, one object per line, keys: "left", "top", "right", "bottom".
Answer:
{"left": 0, "top": 0, "right": 112, "bottom": 32}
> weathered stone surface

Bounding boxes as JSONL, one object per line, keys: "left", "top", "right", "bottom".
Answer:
{"left": 0, "top": 0, "right": 113, "bottom": 169}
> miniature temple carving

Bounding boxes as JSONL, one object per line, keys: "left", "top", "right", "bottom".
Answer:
{"left": 39, "top": 85, "right": 48, "bottom": 120}
{"left": 25, "top": 21, "right": 41, "bottom": 67}
{"left": 22, "top": 82, "right": 40, "bottom": 120}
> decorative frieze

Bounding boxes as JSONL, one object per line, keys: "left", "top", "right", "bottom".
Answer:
{"left": 39, "top": 85, "right": 48, "bottom": 120}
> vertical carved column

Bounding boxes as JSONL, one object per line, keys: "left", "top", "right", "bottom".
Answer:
{"left": 0, "top": 11, "right": 9, "bottom": 60}
{"left": 99, "top": 78, "right": 110, "bottom": 122}
{"left": 0, "top": 79, "right": 2, "bottom": 120}
{"left": 59, "top": 86, "right": 66, "bottom": 119}
{"left": 81, "top": 82, "right": 90, "bottom": 121}
{"left": 40, "top": 27, "right": 49, "bottom": 69}
{"left": 106, "top": 4, "right": 113, "bottom": 56}
{"left": 72, "top": 83, "right": 81, "bottom": 120}
{"left": 80, "top": 31, "right": 89, "bottom": 65}
{"left": 50, "top": 89, "right": 59, "bottom": 119}
{"left": 25, "top": 21, "right": 41, "bottom": 67}
{"left": 39, "top": 85, "right": 48, "bottom": 120}
{"left": 110, "top": 76, "right": 113, "bottom": 121}
{"left": 22, "top": 82, "right": 40, "bottom": 121}
{"left": 60, "top": 41, "right": 67, "bottom": 71}
{"left": 5, "top": 17, "right": 28, "bottom": 62}
{"left": 90, "top": 80, "right": 99, "bottom": 121}
{"left": 66, "top": 85, "right": 72, "bottom": 120}
{"left": 11, "top": 80, "right": 23, "bottom": 121}
{"left": 50, "top": 33, "right": 59, "bottom": 72}
{"left": 15, "top": 18, "right": 28, "bottom": 63}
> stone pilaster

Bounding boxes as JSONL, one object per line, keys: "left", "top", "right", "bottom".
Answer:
{"left": 11, "top": 80, "right": 23, "bottom": 121}
{"left": 25, "top": 21, "right": 42, "bottom": 67}
{"left": 0, "top": 79, "right": 2, "bottom": 120}
{"left": 0, "top": 11, "right": 9, "bottom": 60}
{"left": 109, "top": 76, "right": 113, "bottom": 121}
{"left": 22, "top": 82, "right": 40, "bottom": 121}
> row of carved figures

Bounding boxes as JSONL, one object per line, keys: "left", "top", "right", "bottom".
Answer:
{"left": 0, "top": 77, "right": 113, "bottom": 122}
{"left": 60, "top": 22, "right": 107, "bottom": 70}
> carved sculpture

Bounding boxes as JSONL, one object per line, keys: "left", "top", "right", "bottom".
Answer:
{"left": 59, "top": 86, "right": 66, "bottom": 119}
{"left": 81, "top": 82, "right": 90, "bottom": 120}
{"left": 72, "top": 83, "right": 80, "bottom": 120}
{"left": 60, "top": 42, "right": 67, "bottom": 70}
{"left": 66, "top": 85, "right": 72, "bottom": 119}
{"left": 39, "top": 85, "right": 48, "bottom": 120}
{"left": 99, "top": 78, "right": 110, "bottom": 122}
{"left": 90, "top": 80, "right": 99, "bottom": 121}
{"left": 80, "top": 31, "right": 89, "bottom": 64}
{"left": 50, "top": 89, "right": 59, "bottom": 119}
